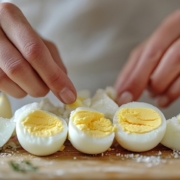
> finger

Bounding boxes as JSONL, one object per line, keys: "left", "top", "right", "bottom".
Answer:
{"left": 156, "top": 75, "right": 180, "bottom": 107}
{"left": 114, "top": 42, "right": 145, "bottom": 105}
{"left": 115, "top": 10, "right": 180, "bottom": 104}
{"left": 0, "top": 28, "right": 49, "bottom": 97}
{"left": 0, "top": 68, "right": 27, "bottom": 98}
{"left": 0, "top": 3, "right": 76, "bottom": 103}
{"left": 42, "top": 39, "right": 67, "bottom": 74}
{"left": 149, "top": 39, "right": 180, "bottom": 95}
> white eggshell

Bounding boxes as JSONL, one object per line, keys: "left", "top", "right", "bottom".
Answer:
{"left": 77, "top": 90, "right": 91, "bottom": 99}
{"left": 113, "top": 102, "right": 166, "bottom": 152}
{"left": 161, "top": 116, "right": 180, "bottom": 150}
{"left": 104, "top": 86, "right": 117, "bottom": 100}
{"left": 90, "top": 91, "right": 118, "bottom": 121}
{"left": 68, "top": 107, "right": 115, "bottom": 154}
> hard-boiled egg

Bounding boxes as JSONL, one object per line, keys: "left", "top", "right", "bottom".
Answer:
{"left": 0, "top": 93, "right": 15, "bottom": 147}
{"left": 68, "top": 107, "right": 116, "bottom": 154}
{"left": 0, "top": 93, "right": 12, "bottom": 118}
{"left": 15, "top": 104, "right": 67, "bottom": 156}
{"left": 161, "top": 115, "right": 180, "bottom": 150}
{"left": 113, "top": 102, "right": 166, "bottom": 152}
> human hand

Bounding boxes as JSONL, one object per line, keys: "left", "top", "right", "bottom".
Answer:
{"left": 115, "top": 10, "right": 180, "bottom": 108}
{"left": 0, "top": 3, "right": 76, "bottom": 104}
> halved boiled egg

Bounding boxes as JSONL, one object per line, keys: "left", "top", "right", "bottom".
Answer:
{"left": 0, "top": 93, "right": 15, "bottom": 147}
{"left": 113, "top": 102, "right": 166, "bottom": 152}
{"left": 161, "top": 114, "right": 180, "bottom": 150}
{"left": 15, "top": 104, "right": 67, "bottom": 156}
{"left": 68, "top": 107, "right": 116, "bottom": 154}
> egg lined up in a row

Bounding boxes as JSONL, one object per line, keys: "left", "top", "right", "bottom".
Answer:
{"left": 0, "top": 90, "right": 179, "bottom": 156}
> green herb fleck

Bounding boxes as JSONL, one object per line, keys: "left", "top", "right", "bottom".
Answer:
{"left": 9, "top": 160, "right": 38, "bottom": 173}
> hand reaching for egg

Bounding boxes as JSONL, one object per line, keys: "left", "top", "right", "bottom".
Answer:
{"left": 115, "top": 10, "right": 180, "bottom": 108}
{"left": 0, "top": 3, "right": 76, "bottom": 104}
{"left": 0, "top": 86, "right": 180, "bottom": 156}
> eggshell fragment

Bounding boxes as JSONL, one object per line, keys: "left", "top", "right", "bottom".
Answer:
{"left": 0, "top": 118, "right": 15, "bottom": 147}
{"left": 161, "top": 116, "right": 180, "bottom": 150}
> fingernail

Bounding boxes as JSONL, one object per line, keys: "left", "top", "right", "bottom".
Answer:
{"left": 117, "top": 91, "right": 133, "bottom": 105}
{"left": 156, "top": 96, "right": 169, "bottom": 107}
{"left": 59, "top": 87, "right": 76, "bottom": 104}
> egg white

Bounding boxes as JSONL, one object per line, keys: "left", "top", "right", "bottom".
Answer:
{"left": 0, "top": 117, "right": 15, "bottom": 147}
{"left": 90, "top": 90, "right": 118, "bottom": 121}
{"left": 113, "top": 102, "right": 166, "bottom": 152}
{"left": 68, "top": 107, "right": 115, "bottom": 154}
{"left": 15, "top": 105, "right": 67, "bottom": 156}
{"left": 161, "top": 115, "right": 180, "bottom": 150}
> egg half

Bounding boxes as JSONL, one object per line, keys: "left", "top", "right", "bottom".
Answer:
{"left": 68, "top": 107, "right": 116, "bottom": 154}
{"left": 113, "top": 102, "right": 166, "bottom": 152}
{"left": 0, "top": 93, "right": 12, "bottom": 118}
{"left": 16, "top": 104, "right": 67, "bottom": 156}
{"left": 0, "top": 93, "right": 15, "bottom": 147}
{"left": 161, "top": 115, "right": 180, "bottom": 150}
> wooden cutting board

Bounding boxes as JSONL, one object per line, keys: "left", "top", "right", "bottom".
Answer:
{"left": 0, "top": 140, "right": 180, "bottom": 180}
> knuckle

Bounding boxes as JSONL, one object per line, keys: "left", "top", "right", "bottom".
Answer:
{"left": 145, "top": 47, "right": 162, "bottom": 64}
{"left": 4, "top": 58, "right": 25, "bottom": 76}
{"left": 23, "top": 42, "right": 42, "bottom": 63}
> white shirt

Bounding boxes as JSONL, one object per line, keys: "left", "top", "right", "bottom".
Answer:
{"left": 1, "top": 0, "right": 180, "bottom": 118}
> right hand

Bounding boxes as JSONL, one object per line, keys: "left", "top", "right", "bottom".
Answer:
{"left": 0, "top": 3, "right": 76, "bottom": 104}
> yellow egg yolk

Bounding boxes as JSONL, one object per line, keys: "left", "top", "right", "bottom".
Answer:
{"left": 21, "top": 110, "right": 63, "bottom": 137}
{"left": 65, "top": 98, "right": 83, "bottom": 109}
{"left": 117, "top": 108, "right": 161, "bottom": 134}
{"left": 72, "top": 110, "right": 116, "bottom": 138}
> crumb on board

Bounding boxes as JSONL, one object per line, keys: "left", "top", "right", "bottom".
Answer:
{"left": 59, "top": 145, "right": 65, "bottom": 151}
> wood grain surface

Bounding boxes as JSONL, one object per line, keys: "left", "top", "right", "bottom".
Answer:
{"left": 1, "top": 140, "right": 180, "bottom": 180}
